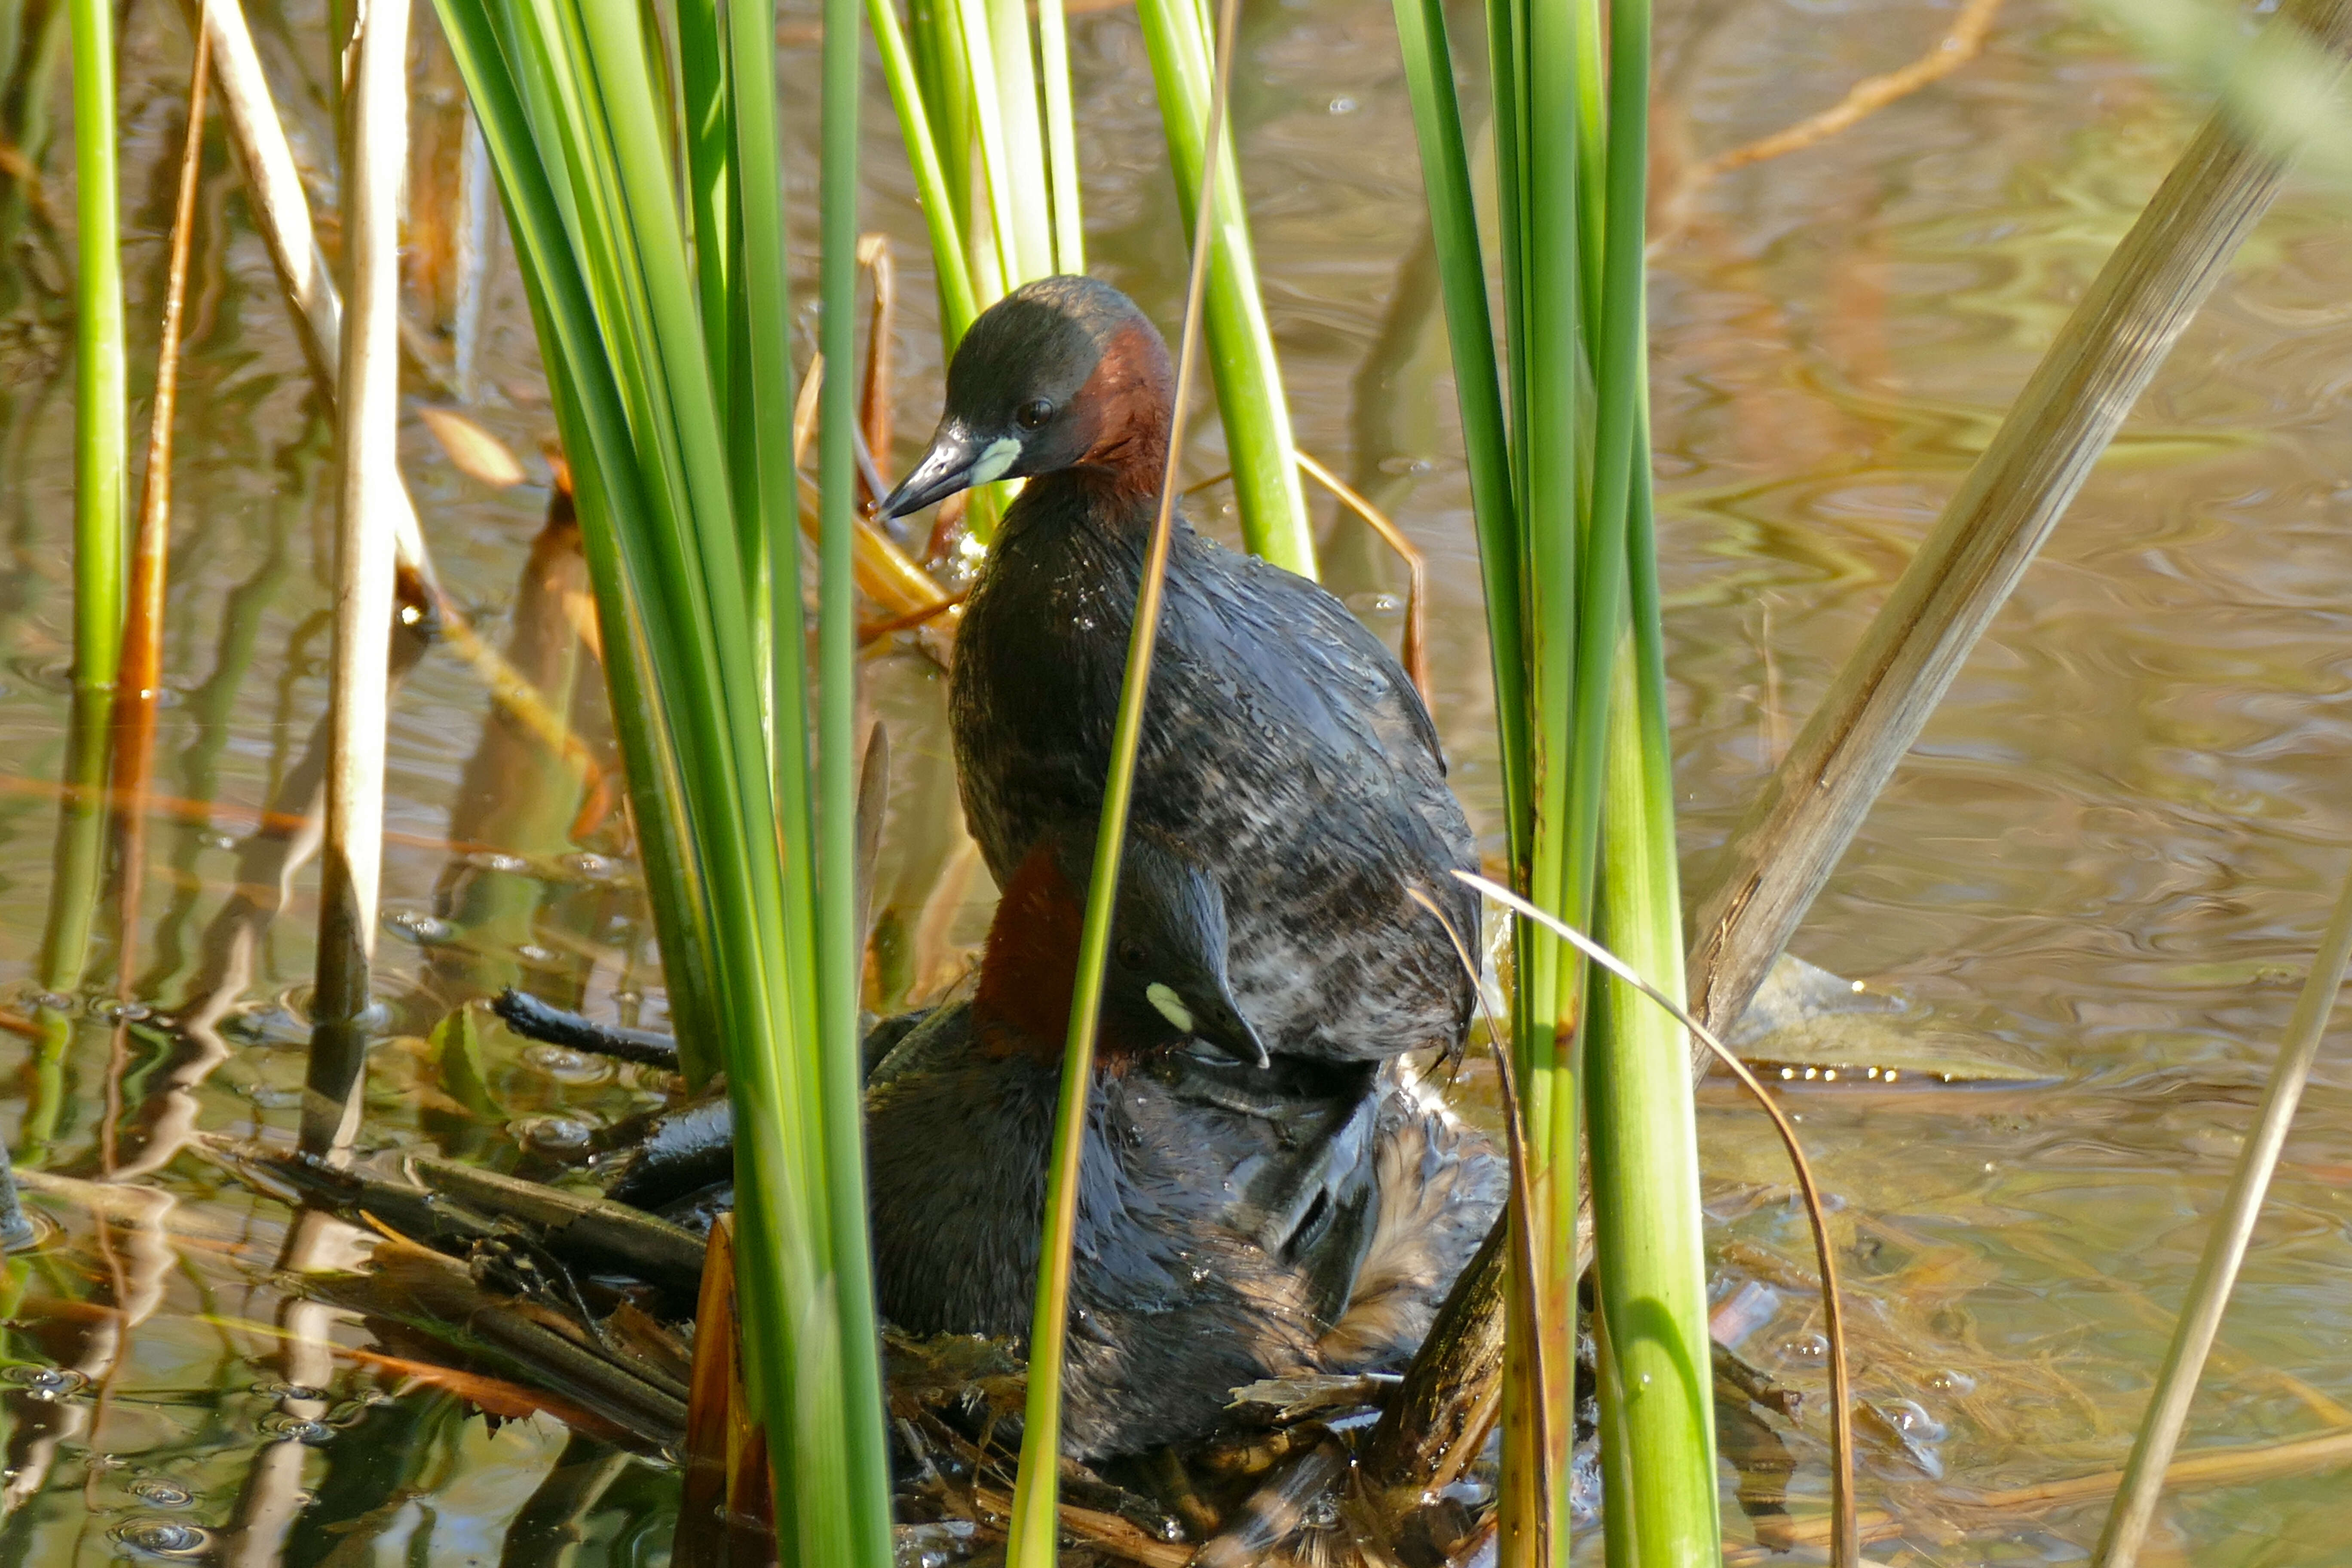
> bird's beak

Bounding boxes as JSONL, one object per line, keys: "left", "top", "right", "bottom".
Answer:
{"left": 1199, "top": 995, "right": 1271, "bottom": 1070}
{"left": 878, "top": 419, "right": 1023, "bottom": 519}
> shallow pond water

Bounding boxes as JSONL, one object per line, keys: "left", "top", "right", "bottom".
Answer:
{"left": 5, "top": 0, "right": 2352, "bottom": 1559}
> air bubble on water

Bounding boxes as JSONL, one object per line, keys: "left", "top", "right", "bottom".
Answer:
{"left": 1328, "top": 95, "right": 1357, "bottom": 113}
{"left": 250, "top": 1381, "right": 325, "bottom": 1401}
{"left": 467, "top": 850, "right": 531, "bottom": 874}
{"left": 127, "top": 1477, "right": 195, "bottom": 1508}
{"left": 561, "top": 853, "right": 616, "bottom": 880}
{"left": 523, "top": 1044, "right": 611, "bottom": 1085}
{"left": 382, "top": 909, "right": 457, "bottom": 945}
{"left": 1923, "top": 1368, "right": 1976, "bottom": 1395}
{"left": 516, "top": 944, "right": 560, "bottom": 965}
{"left": 1779, "top": 1333, "right": 1828, "bottom": 1364}
{"left": 110, "top": 1519, "right": 213, "bottom": 1559}
{"left": 514, "top": 1115, "right": 596, "bottom": 1152}
{"left": 257, "top": 1412, "right": 334, "bottom": 1444}
{"left": 1877, "top": 1398, "right": 1946, "bottom": 1442}
{"left": 89, "top": 998, "right": 151, "bottom": 1023}
{"left": 898, "top": 1523, "right": 974, "bottom": 1568}
{"left": 4, "top": 1365, "right": 89, "bottom": 1400}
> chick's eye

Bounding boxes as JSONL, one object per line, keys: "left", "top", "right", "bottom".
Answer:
{"left": 1017, "top": 398, "right": 1055, "bottom": 430}
{"left": 1115, "top": 940, "right": 1148, "bottom": 970}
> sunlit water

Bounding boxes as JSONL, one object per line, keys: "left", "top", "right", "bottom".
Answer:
{"left": 3, "top": 0, "right": 2352, "bottom": 1558}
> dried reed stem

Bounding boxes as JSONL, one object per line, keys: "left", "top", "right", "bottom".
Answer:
{"left": 303, "top": 0, "right": 411, "bottom": 1158}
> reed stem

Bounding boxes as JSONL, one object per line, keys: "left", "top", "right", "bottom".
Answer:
{"left": 1004, "top": 0, "right": 1240, "bottom": 1553}
{"left": 303, "top": 0, "right": 410, "bottom": 1159}
{"left": 69, "top": 0, "right": 124, "bottom": 694}
{"left": 1132, "top": 0, "right": 1315, "bottom": 575}
{"left": 816, "top": 0, "right": 895, "bottom": 1553}
{"left": 438, "top": 0, "right": 897, "bottom": 1552}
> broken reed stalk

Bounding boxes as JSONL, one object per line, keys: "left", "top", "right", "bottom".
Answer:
{"left": 2092, "top": 860, "right": 2352, "bottom": 1567}
{"left": 302, "top": 0, "right": 410, "bottom": 1158}
{"left": 1463, "top": 871, "right": 1857, "bottom": 1568}
{"left": 1683, "top": 0, "right": 2352, "bottom": 1051}
{"left": 1001, "top": 0, "right": 1242, "bottom": 1554}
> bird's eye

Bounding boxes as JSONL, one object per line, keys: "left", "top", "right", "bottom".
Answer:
{"left": 1017, "top": 398, "right": 1055, "bottom": 430}
{"left": 1115, "top": 940, "right": 1149, "bottom": 971}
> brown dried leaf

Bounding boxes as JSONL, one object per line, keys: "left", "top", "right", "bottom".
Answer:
{"left": 419, "top": 406, "right": 527, "bottom": 488}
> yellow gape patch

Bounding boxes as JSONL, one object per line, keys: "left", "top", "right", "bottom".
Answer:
{"left": 969, "top": 436, "right": 1023, "bottom": 485}
{"left": 1145, "top": 983, "right": 1194, "bottom": 1035}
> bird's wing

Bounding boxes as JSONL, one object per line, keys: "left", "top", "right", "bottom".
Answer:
{"left": 1197, "top": 542, "right": 1450, "bottom": 779}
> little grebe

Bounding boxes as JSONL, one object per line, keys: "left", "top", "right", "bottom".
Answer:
{"left": 526, "top": 819, "right": 1501, "bottom": 1459}
{"left": 880, "top": 276, "right": 1481, "bottom": 1067}
{"left": 863, "top": 821, "right": 1501, "bottom": 1458}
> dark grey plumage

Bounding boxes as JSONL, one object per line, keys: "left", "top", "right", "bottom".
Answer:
{"left": 865, "top": 1011, "right": 1503, "bottom": 1458}
{"left": 886, "top": 275, "right": 1483, "bottom": 1065}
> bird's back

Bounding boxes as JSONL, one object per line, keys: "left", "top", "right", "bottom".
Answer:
{"left": 951, "top": 490, "right": 1480, "bottom": 1065}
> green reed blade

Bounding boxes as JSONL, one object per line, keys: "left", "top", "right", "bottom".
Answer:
{"left": 726, "top": 0, "right": 818, "bottom": 1041}
{"left": 677, "top": 0, "right": 732, "bottom": 420}
{"left": 1387, "top": 0, "right": 1576, "bottom": 1545}
{"left": 1387, "top": 0, "right": 1714, "bottom": 1552}
{"left": 945, "top": 0, "right": 1023, "bottom": 289}
{"left": 1387, "top": 0, "right": 1527, "bottom": 854}
{"left": 1132, "top": 0, "right": 1316, "bottom": 576}
{"left": 982, "top": 0, "right": 1054, "bottom": 278}
{"left": 1485, "top": 0, "right": 1529, "bottom": 514}
{"left": 40, "top": 3, "right": 122, "bottom": 1054}
{"left": 439, "top": 0, "right": 722, "bottom": 1081}
{"left": 819, "top": 0, "right": 895, "bottom": 1550}
{"left": 69, "top": 0, "right": 123, "bottom": 692}
{"left": 438, "top": 0, "right": 893, "bottom": 1558}
{"left": 1036, "top": 0, "right": 1084, "bottom": 270}
{"left": 1516, "top": 0, "right": 1583, "bottom": 1344}
{"left": 906, "top": 0, "right": 972, "bottom": 219}
{"left": 1585, "top": 405, "right": 1721, "bottom": 1568}
{"left": 1006, "top": 0, "right": 1241, "bottom": 1553}
{"left": 869, "top": 0, "right": 980, "bottom": 341}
